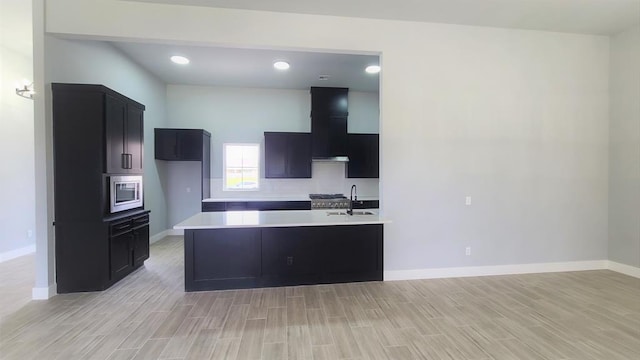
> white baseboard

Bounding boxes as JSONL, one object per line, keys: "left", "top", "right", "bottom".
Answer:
{"left": 0, "top": 244, "right": 36, "bottom": 263}
{"left": 608, "top": 261, "right": 640, "bottom": 278}
{"left": 150, "top": 229, "right": 183, "bottom": 244}
{"left": 32, "top": 284, "right": 57, "bottom": 300}
{"left": 150, "top": 229, "right": 169, "bottom": 244}
{"left": 384, "top": 260, "right": 608, "bottom": 281}
{"left": 167, "top": 229, "right": 183, "bottom": 236}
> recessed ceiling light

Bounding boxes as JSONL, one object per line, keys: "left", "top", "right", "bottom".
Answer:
{"left": 170, "top": 55, "right": 190, "bottom": 65}
{"left": 365, "top": 65, "right": 381, "bottom": 74}
{"left": 273, "top": 61, "right": 290, "bottom": 70}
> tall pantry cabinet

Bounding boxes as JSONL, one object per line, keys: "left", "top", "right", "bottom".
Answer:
{"left": 52, "top": 83, "right": 150, "bottom": 293}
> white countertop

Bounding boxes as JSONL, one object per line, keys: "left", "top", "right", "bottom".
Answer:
{"left": 202, "top": 196, "right": 379, "bottom": 202}
{"left": 174, "top": 210, "right": 390, "bottom": 230}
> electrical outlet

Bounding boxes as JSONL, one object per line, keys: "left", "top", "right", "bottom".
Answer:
{"left": 27, "top": 230, "right": 33, "bottom": 238}
{"left": 465, "top": 196, "right": 471, "bottom": 205}
{"left": 465, "top": 246, "right": 471, "bottom": 256}
{"left": 186, "top": 187, "right": 191, "bottom": 193}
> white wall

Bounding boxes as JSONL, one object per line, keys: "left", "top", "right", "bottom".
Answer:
{"left": 164, "top": 85, "right": 379, "bottom": 226}
{"left": 44, "top": 0, "right": 610, "bottom": 274}
{"left": 44, "top": 37, "right": 169, "bottom": 237}
{"left": 0, "top": 41, "right": 35, "bottom": 258}
{"left": 608, "top": 25, "right": 640, "bottom": 268}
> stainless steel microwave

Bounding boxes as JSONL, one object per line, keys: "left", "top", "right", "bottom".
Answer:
{"left": 109, "top": 175, "right": 143, "bottom": 213}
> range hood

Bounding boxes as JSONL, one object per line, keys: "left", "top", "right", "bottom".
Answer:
{"left": 312, "top": 156, "right": 349, "bottom": 162}
{"left": 310, "top": 87, "right": 349, "bottom": 162}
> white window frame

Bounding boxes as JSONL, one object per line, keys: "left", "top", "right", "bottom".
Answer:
{"left": 222, "top": 143, "right": 260, "bottom": 191}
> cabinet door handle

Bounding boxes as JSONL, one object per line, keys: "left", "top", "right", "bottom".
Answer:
{"left": 121, "top": 153, "right": 127, "bottom": 169}
{"left": 127, "top": 154, "right": 133, "bottom": 169}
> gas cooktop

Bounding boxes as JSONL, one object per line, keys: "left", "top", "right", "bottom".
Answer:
{"left": 309, "top": 194, "right": 350, "bottom": 209}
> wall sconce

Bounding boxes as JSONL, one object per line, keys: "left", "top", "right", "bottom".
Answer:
{"left": 16, "top": 81, "right": 35, "bottom": 99}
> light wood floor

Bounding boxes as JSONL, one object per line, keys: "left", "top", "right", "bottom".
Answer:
{"left": 1, "top": 236, "right": 639, "bottom": 360}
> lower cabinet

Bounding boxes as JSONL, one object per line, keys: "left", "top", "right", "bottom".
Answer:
{"left": 185, "top": 228, "right": 262, "bottom": 291}
{"left": 56, "top": 210, "right": 150, "bottom": 293}
{"left": 184, "top": 224, "right": 383, "bottom": 291}
{"left": 133, "top": 225, "right": 150, "bottom": 266}
{"left": 262, "top": 227, "right": 321, "bottom": 286}
{"left": 110, "top": 231, "right": 134, "bottom": 281}
{"left": 109, "top": 213, "right": 150, "bottom": 283}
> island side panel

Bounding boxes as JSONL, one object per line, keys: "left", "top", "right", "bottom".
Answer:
{"left": 184, "top": 228, "right": 262, "bottom": 291}
{"left": 184, "top": 224, "right": 384, "bottom": 292}
{"left": 321, "top": 224, "right": 383, "bottom": 283}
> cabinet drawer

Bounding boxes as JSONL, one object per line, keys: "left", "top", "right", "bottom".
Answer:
{"left": 110, "top": 220, "right": 133, "bottom": 236}
{"left": 132, "top": 214, "right": 149, "bottom": 227}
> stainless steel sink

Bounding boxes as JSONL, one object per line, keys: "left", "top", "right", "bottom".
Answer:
{"left": 326, "top": 211, "right": 375, "bottom": 216}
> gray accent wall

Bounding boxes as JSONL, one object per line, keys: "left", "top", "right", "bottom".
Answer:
{"left": 608, "top": 25, "right": 640, "bottom": 268}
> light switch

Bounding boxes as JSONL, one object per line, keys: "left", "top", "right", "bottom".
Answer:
{"left": 186, "top": 187, "right": 191, "bottom": 193}
{"left": 465, "top": 196, "right": 471, "bottom": 205}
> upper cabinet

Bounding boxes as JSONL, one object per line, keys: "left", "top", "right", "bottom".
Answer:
{"left": 154, "top": 128, "right": 210, "bottom": 161}
{"left": 51, "top": 83, "right": 145, "bottom": 175}
{"left": 154, "top": 128, "right": 211, "bottom": 199}
{"left": 264, "top": 132, "right": 312, "bottom": 178}
{"left": 346, "top": 133, "right": 379, "bottom": 178}
{"left": 311, "top": 86, "right": 348, "bottom": 116}
{"left": 105, "top": 94, "right": 145, "bottom": 174}
{"left": 310, "top": 87, "right": 349, "bottom": 159}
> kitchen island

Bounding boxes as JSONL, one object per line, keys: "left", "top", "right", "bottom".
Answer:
{"left": 174, "top": 210, "right": 389, "bottom": 291}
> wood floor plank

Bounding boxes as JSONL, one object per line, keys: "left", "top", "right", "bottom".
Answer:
{"left": 305, "top": 309, "right": 333, "bottom": 346}
{"left": 352, "top": 326, "right": 389, "bottom": 360}
{"left": 325, "top": 316, "right": 362, "bottom": 359}
{"left": 236, "top": 318, "right": 266, "bottom": 360}
{"left": 219, "top": 304, "right": 249, "bottom": 339}
{"left": 130, "top": 338, "right": 168, "bottom": 360}
{"left": 184, "top": 328, "right": 220, "bottom": 360}
{"left": 264, "top": 307, "right": 287, "bottom": 344}
{"left": 286, "top": 325, "right": 313, "bottom": 360}
{"left": 210, "top": 338, "right": 241, "bottom": 360}
{"left": 262, "top": 342, "right": 287, "bottom": 360}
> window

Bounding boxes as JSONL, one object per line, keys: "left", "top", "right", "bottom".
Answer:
{"left": 223, "top": 144, "right": 260, "bottom": 191}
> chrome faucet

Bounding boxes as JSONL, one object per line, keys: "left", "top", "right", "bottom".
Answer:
{"left": 347, "top": 184, "right": 357, "bottom": 215}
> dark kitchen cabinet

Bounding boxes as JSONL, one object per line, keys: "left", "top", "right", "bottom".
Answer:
{"left": 154, "top": 128, "right": 209, "bottom": 161}
{"left": 183, "top": 224, "right": 383, "bottom": 291}
{"left": 110, "top": 230, "right": 134, "bottom": 281}
{"left": 264, "top": 132, "right": 312, "bottom": 178}
{"left": 262, "top": 227, "right": 320, "bottom": 285}
{"left": 105, "top": 94, "right": 145, "bottom": 174}
{"left": 321, "top": 225, "right": 382, "bottom": 283}
{"left": 311, "top": 86, "right": 348, "bottom": 116}
{"left": 52, "top": 83, "right": 149, "bottom": 294}
{"left": 310, "top": 87, "right": 349, "bottom": 159}
{"left": 202, "top": 200, "right": 311, "bottom": 212}
{"left": 347, "top": 134, "right": 379, "bottom": 178}
{"left": 184, "top": 228, "right": 262, "bottom": 291}
{"left": 155, "top": 129, "right": 211, "bottom": 199}
{"left": 109, "top": 213, "right": 150, "bottom": 282}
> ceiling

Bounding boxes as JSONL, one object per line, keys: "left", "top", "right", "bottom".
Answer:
{"left": 128, "top": 0, "right": 640, "bottom": 36}
{"left": 112, "top": 42, "right": 380, "bottom": 92}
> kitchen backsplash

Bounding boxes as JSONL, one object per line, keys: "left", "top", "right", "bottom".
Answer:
{"left": 208, "top": 162, "right": 379, "bottom": 199}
